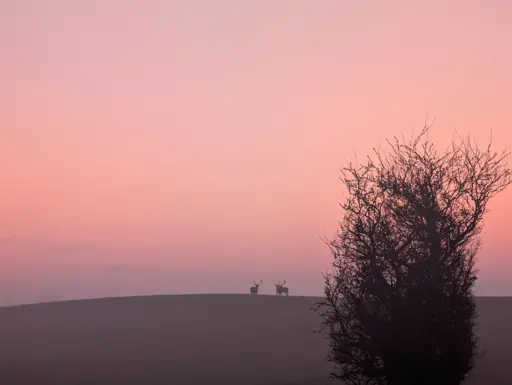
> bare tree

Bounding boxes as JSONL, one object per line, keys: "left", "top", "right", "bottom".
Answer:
{"left": 250, "top": 280, "right": 263, "bottom": 295}
{"left": 274, "top": 280, "right": 289, "bottom": 296}
{"left": 313, "top": 123, "right": 512, "bottom": 385}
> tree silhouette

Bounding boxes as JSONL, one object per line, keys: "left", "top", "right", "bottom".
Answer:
{"left": 314, "top": 123, "right": 512, "bottom": 385}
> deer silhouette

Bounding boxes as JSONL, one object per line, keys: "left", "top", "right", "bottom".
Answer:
{"left": 274, "top": 280, "right": 289, "bottom": 296}
{"left": 250, "top": 280, "right": 263, "bottom": 295}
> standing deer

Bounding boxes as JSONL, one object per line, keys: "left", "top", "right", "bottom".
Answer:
{"left": 250, "top": 280, "right": 263, "bottom": 295}
{"left": 274, "top": 280, "right": 289, "bottom": 296}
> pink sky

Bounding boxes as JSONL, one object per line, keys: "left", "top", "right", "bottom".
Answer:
{"left": 1, "top": 0, "right": 512, "bottom": 304}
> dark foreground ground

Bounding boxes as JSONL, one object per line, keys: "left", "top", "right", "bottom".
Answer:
{"left": 0, "top": 295, "right": 510, "bottom": 385}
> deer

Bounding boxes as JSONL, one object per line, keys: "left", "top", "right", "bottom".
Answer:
{"left": 250, "top": 280, "right": 263, "bottom": 295}
{"left": 274, "top": 280, "right": 289, "bottom": 296}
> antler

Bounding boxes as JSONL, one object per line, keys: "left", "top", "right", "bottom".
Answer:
{"left": 259, "top": 280, "right": 263, "bottom": 285}
{"left": 282, "top": 280, "right": 286, "bottom": 286}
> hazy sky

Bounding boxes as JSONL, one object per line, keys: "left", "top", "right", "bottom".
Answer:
{"left": 2, "top": 1, "right": 512, "bottom": 304}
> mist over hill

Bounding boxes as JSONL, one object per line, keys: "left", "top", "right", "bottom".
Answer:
{"left": 0, "top": 294, "right": 511, "bottom": 384}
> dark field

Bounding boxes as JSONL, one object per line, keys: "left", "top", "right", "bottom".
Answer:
{"left": 0, "top": 295, "right": 510, "bottom": 384}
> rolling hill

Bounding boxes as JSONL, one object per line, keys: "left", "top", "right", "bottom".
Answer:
{"left": 0, "top": 295, "right": 510, "bottom": 384}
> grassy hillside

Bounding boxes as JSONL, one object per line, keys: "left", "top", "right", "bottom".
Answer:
{"left": 0, "top": 295, "right": 510, "bottom": 385}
